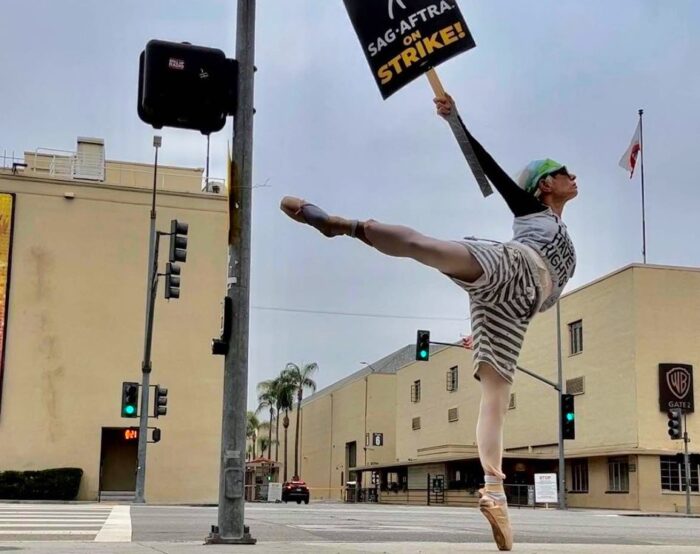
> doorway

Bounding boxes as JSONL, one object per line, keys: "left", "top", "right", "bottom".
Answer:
{"left": 99, "top": 427, "right": 138, "bottom": 493}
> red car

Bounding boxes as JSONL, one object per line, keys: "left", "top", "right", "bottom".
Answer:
{"left": 282, "top": 479, "right": 310, "bottom": 504}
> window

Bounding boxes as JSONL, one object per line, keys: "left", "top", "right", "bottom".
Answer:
{"left": 607, "top": 456, "right": 629, "bottom": 492}
{"left": 569, "top": 320, "right": 583, "bottom": 355}
{"left": 448, "top": 407, "right": 459, "bottom": 422}
{"left": 411, "top": 380, "right": 421, "bottom": 403}
{"left": 509, "top": 393, "right": 516, "bottom": 410}
{"left": 660, "top": 455, "right": 700, "bottom": 493}
{"left": 446, "top": 366, "right": 458, "bottom": 392}
{"left": 412, "top": 417, "right": 421, "bottom": 430}
{"left": 571, "top": 459, "right": 589, "bottom": 493}
{"left": 566, "top": 376, "right": 585, "bottom": 395}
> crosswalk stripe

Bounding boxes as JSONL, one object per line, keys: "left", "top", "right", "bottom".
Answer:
{"left": 0, "top": 530, "right": 97, "bottom": 535}
{"left": 0, "top": 523, "right": 103, "bottom": 527}
{"left": 0, "top": 510, "right": 111, "bottom": 518}
{"left": 95, "top": 506, "right": 131, "bottom": 542}
{"left": 0, "top": 516, "right": 107, "bottom": 523}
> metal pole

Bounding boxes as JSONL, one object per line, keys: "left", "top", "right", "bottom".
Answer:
{"left": 135, "top": 135, "right": 162, "bottom": 503}
{"left": 556, "top": 302, "right": 566, "bottom": 510}
{"left": 683, "top": 412, "right": 691, "bottom": 515}
{"left": 207, "top": 0, "right": 256, "bottom": 544}
{"left": 205, "top": 134, "right": 211, "bottom": 189}
{"left": 638, "top": 109, "right": 647, "bottom": 264}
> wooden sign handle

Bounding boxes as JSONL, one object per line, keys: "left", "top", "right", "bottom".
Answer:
{"left": 426, "top": 68, "right": 493, "bottom": 197}
{"left": 426, "top": 68, "right": 446, "bottom": 98}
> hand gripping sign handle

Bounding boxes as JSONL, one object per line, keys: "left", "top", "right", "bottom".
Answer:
{"left": 426, "top": 69, "right": 493, "bottom": 198}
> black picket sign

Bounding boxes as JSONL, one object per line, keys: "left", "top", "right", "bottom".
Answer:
{"left": 343, "top": 0, "right": 476, "bottom": 99}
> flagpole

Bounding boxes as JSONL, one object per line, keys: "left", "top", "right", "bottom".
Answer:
{"left": 638, "top": 108, "right": 647, "bottom": 264}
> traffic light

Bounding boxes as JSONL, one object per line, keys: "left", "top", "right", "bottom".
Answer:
{"left": 137, "top": 39, "right": 238, "bottom": 135}
{"left": 169, "top": 220, "right": 188, "bottom": 263}
{"left": 121, "top": 382, "right": 139, "bottom": 418}
{"left": 152, "top": 428, "right": 162, "bottom": 443}
{"left": 155, "top": 385, "right": 168, "bottom": 417}
{"left": 667, "top": 408, "right": 682, "bottom": 440}
{"left": 561, "top": 394, "right": 575, "bottom": 440}
{"left": 416, "top": 330, "right": 430, "bottom": 361}
{"left": 164, "top": 262, "right": 181, "bottom": 299}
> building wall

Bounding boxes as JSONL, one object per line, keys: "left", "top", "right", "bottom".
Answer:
{"left": 284, "top": 371, "right": 397, "bottom": 501}
{"left": 565, "top": 456, "right": 640, "bottom": 510}
{"left": 0, "top": 165, "right": 228, "bottom": 503}
{"left": 395, "top": 347, "right": 478, "bottom": 462}
{"left": 515, "top": 268, "right": 639, "bottom": 455}
{"left": 287, "top": 265, "right": 700, "bottom": 512}
{"left": 633, "top": 267, "right": 700, "bottom": 451}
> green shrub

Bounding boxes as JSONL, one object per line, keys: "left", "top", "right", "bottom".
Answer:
{"left": 0, "top": 468, "right": 83, "bottom": 500}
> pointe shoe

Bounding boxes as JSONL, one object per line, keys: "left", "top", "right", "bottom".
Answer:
{"left": 280, "top": 196, "right": 353, "bottom": 238}
{"left": 478, "top": 488, "right": 513, "bottom": 551}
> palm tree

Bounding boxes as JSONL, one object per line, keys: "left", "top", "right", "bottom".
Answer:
{"left": 257, "top": 380, "right": 277, "bottom": 460}
{"left": 258, "top": 435, "right": 270, "bottom": 457}
{"left": 282, "top": 362, "right": 318, "bottom": 479}
{"left": 257, "top": 421, "right": 271, "bottom": 459}
{"left": 246, "top": 411, "right": 260, "bottom": 460}
{"left": 274, "top": 373, "right": 296, "bottom": 481}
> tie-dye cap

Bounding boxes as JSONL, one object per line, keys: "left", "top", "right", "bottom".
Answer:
{"left": 516, "top": 159, "right": 564, "bottom": 197}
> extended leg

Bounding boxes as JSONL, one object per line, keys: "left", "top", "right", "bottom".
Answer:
{"left": 280, "top": 196, "right": 484, "bottom": 283}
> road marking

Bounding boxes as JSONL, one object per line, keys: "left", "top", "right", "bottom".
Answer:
{"left": 0, "top": 530, "right": 97, "bottom": 535}
{"left": 294, "top": 524, "right": 463, "bottom": 534}
{"left": 0, "top": 523, "right": 103, "bottom": 527}
{"left": 94, "top": 505, "right": 131, "bottom": 542}
{"left": 0, "top": 514, "right": 109, "bottom": 522}
{"left": 0, "top": 518, "right": 106, "bottom": 522}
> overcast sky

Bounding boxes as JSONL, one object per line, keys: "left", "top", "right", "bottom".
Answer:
{"left": 2, "top": 0, "right": 699, "bottom": 411}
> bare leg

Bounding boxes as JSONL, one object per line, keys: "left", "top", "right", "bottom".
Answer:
{"left": 476, "top": 362, "right": 511, "bottom": 481}
{"left": 362, "top": 220, "right": 483, "bottom": 283}
{"left": 476, "top": 361, "right": 514, "bottom": 551}
{"left": 280, "top": 196, "right": 484, "bottom": 283}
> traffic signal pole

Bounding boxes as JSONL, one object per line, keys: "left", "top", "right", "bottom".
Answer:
{"left": 683, "top": 413, "right": 691, "bottom": 515}
{"left": 135, "top": 136, "right": 162, "bottom": 504}
{"left": 556, "top": 302, "right": 566, "bottom": 510}
{"left": 206, "top": 0, "right": 256, "bottom": 545}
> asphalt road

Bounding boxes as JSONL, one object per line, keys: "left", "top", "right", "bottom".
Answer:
{"left": 130, "top": 502, "right": 700, "bottom": 546}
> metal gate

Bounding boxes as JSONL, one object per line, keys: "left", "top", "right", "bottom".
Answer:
{"left": 427, "top": 473, "right": 445, "bottom": 505}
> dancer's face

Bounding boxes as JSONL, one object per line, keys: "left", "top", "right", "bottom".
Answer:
{"left": 540, "top": 167, "right": 578, "bottom": 202}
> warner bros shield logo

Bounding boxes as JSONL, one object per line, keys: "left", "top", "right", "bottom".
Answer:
{"left": 659, "top": 364, "right": 694, "bottom": 412}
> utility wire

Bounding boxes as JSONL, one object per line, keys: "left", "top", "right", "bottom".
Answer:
{"left": 252, "top": 305, "right": 470, "bottom": 322}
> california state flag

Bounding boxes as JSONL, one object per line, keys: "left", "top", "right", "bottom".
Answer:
{"left": 619, "top": 121, "right": 641, "bottom": 178}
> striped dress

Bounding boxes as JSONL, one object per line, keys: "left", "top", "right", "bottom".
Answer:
{"left": 448, "top": 240, "right": 540, "bottom": 384}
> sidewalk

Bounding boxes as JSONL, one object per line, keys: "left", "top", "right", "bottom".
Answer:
{"left": 2, "top": 543, "right": 700, "bottom": 553}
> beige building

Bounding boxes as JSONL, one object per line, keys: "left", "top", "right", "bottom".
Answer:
{"left": 0, "top": 139, "right": 229, "bottom": 503}
{"left": 287, "top": 264, "right": 700, "bottom": 513}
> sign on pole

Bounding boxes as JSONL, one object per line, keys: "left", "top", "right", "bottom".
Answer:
{"left": 534, "top": 473, "right": 558, "bottom": 504}
{"left": 343, "top": 0, "right": 475, "bottom": 99}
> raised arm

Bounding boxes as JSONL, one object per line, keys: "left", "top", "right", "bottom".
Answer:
{"left": 435, "top": 95, "right": 546, "bottom": 218}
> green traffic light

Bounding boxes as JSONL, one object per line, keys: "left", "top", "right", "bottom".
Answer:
{"left": 420, "top": 350, "right": 428, "bottom": 359}
{"left": 124, "top": 405, "right": 136, "bottom": 416}
{"left": 566, "top": 413, "right": 575, "bottom": 422}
